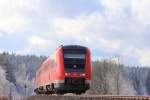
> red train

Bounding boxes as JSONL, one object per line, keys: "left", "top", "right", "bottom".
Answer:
{"left": 34, "top": 45, "right": 91, "bottom": 94}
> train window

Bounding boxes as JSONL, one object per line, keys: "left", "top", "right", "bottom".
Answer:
{"left": 64, "top": 54, "right": 85, "bottom": 59}
{"left": 64, "top": 55, "right": 86, "bottom": 72}
{"left": 63, "top": 47, "right": 86, "bottom": 72}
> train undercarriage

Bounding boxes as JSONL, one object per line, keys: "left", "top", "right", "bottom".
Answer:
{"left": 34, "top": 78, "right": 89, "bottom": 95}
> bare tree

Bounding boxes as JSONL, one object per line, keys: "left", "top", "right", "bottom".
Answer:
{"left": 15, "top": 63, "right": 34, "bottom": 96}
{"left": 106, "top": 57, "right": 136, "bottom": 95}
{"left": 146, "top": 70, "right": 150, "bottom": 95}
{"left": 131, "top": 67, "right": 149, "bottom": 95}
{"left": 89, "top": 60, "right": 110, "bottom": 94}
{"left": 0, "top": 66, "right": 10, "bottom": 95}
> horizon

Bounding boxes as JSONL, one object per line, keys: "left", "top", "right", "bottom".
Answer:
{"left": 0, "top": 50, "right": 148, "bottom": 67}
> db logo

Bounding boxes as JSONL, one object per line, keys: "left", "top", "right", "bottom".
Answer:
{"left": 73, "top": 65, "right": 77, "bottom": 68}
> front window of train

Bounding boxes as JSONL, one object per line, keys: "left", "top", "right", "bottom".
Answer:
{"left": 64, "top": 53, "right": 86, "bottom": 72}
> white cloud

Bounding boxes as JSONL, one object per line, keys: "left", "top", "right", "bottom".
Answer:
{"left": 53, "top": 17, "right": 85, "bottom": 35}
{"left": 120, "top": 47, "right": 150, "bottom": 66}
{"left": 52, "top": 12, "right": 105, "bottom": 36}
{"left": 122, "top": 47, "right": 135, "bottom": 57}
{"left": 18, "top": 0, "right": 41, "bottom": 12}
{"left": 99, "top": 0, "right": 150, "bottom": 66}
{"left": 99, "top": 39, "right": 120, "bottom": 52}
{"left": 131, "top": 0, "right": 150, "bottom": 26}
{"left": 28, "top": 36, "right": 49, "bottom": 50}
{"left": 0, "top": 0, "right": 40, "bottom": 35}
{"left": 22, "top": 36, "right": 57, "bottom": 54}
{"left": 136, "top": 49, "right": 150, "bottom": 66}
{"left": 51, "top": 0, "right": 150, "bottom": 66}
{"left": 52, "top": 12, "right": 120, "bottom": 52}
{"left": 0, "top": 14, "right": 27, "bottom": 34}
{"left": 99, "top": 0, "right": 150, "bottom": 40}
{"left": 100, "top": 0, "right": 129, "bottom": 14}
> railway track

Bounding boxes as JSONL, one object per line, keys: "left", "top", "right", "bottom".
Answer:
{"left": 26, "top": 95, "right": 150, "bottom": 100}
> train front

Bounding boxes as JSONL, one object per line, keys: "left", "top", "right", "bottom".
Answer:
{"left": 58, "top": 45, "right": 91, "bottom": 94}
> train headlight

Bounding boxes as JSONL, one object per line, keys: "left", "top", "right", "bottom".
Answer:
{"left": 81, "top": 73, "right": 85, "bottom": 76}
{"left": 65, "top": 73, "right": 68, "bottom": 76}
{"left": 65, "top": 72, "right": 71, "bottom": 76}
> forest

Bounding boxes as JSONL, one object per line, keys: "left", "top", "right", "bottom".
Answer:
{"left": 0, "top": 52, "right": 150, "bottom": 99}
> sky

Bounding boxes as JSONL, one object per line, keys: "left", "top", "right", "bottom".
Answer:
{"left": 0, "top": 0, "right": 150, "bottom": 66}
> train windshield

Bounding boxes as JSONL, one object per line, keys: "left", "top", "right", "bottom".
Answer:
{"left": 64, "top": 53, "right": 86, "bottom": 72}
{"left": 63, "top": 45, "right": 86, "bottom": 72}
{"left": 64, "top": 54, "right": 85, "bottom": 59}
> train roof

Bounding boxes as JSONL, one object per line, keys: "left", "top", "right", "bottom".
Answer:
{"left": 61, "top": 45, "right": 87, "bottom": 50}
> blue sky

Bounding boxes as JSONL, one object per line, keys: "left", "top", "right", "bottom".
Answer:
{"left": 0, "top": 0, "right": 150, "bottom": 66}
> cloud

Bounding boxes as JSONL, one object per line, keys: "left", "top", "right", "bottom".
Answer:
{"left": 100, "top": 0, "right": 150, "bottom": 30}
{"left": 0, "top": 14, "right": 28, "bottom": 34}
{"left": 100, "top": 0, "right": 129, "bottom": 14}
{"left": 28, "top": 36, "right": 49, "bottom": 50}
{"left": 131, "top": 0, "right": 150, "bottom": 26}
{"left": 136, "top": 49, "right": 150, "bottom": 66}
{"left": 119, "top": 47, "right": 150, "bottom": 66}
{"left": 52, "top": 12, "right": 120, "bottom": 52}
{"left": 51, "top": 0, "right": 150, "bottom": 66}
{"left": 22, "top": 36, "right": 57, "bottom": 55}
{"left": 0, "top": 0, "right": 41, "bottom": 35}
